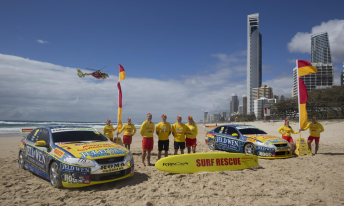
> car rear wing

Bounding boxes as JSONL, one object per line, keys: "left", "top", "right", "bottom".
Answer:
{"left": 21, "top": 128, "right": 34, "bottom": 138}
{"left": 202, "top": 125, "right": 217, "bottom": 132}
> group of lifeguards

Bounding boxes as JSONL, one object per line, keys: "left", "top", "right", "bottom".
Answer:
{"left": 103, "top": 113, "right": 198, "bottom": 167}
{"left": 277, "top": 116, "right": 324, "bottom": 156}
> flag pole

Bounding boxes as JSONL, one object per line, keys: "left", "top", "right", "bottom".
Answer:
{"left": 296, "top": 59, "right": 302, "bottom": 154}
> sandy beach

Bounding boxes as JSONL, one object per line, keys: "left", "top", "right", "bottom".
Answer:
{"left": 1, "top": 121, "right": 344, "bottom": 206}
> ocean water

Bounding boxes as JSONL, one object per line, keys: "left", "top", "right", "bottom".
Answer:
{"left": 0, "top": 120, "right": 142, "bottom": 134}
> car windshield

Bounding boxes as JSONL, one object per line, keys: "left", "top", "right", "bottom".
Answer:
{"left": 238, "top": 128, "right": 267, "bottom": 135}
{"left": 52, "top": 131, "right": 108, "bottom": 144}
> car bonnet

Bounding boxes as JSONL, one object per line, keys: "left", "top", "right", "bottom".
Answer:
{"left": 244, "top": 135, "right": 288, "bottom": 144}
{"left": 56, "top": 142, "right": 129, "bottom": 159}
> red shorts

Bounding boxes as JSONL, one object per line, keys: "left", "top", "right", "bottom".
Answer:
{"left": 142, "top": 137, "right": 153, "bottom": 151}
{"left": 186, "top": 138, "right": 197, "bottom": 147}
{"left": 109, "top": 138, "right": 114, "bottom": 142}
{"left": 308, "top": 136, "right": 320, "bottom": 143}
{"left": 123, "top": 135, "right": 132, "bottom": 144}
{"left": 282, "top": 136, "right": 293, "bottom": 143}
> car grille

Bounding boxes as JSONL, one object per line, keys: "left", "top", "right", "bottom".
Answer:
{"left": 274, "top": 143, "right": 288, "bottom": 148}
{"left": 94, "top": 156, "right": 125, "bottom": 164}
{"left": 275, "top": 151, "right": 287, "bottom": 156}
{"left": 90, "top": 168, "right": 131, "bottom": 181}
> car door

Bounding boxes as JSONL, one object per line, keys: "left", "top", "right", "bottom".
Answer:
{"left": 215, "top": 126, "right": 242, "bottom": 153}
{"left": 25, "top": 128, "right": 49, "bottom": 178}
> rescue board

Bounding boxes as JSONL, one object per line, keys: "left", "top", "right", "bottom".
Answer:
{"left": 155, "top": 153, "right": 258, "bottom": 173}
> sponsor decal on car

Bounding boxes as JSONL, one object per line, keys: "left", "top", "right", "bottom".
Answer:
{"left": 101, "top": 163, "right": 125, "bottom": 173}
{"left": 206, "top": 133, "right": 214, "bottom": 138}
{"left": 257, "top": 151, "right": 275, "bottom": 157}
{"left": 25, "top": 145, "right": 47, "bottom": 172}
{"left": 80, "top": 148, "right": 126, "bottom": 158}
{"left": 53, "top": 148, "right": 65, "bottom": 158}
{"left": 256, "top": 146, "right": 275, "bottom": 152}
{"left": 61, "top": 163, "right": 91, "bottom": 184}
{"left": 51, "top": 127, "right": 97, "bottom": 133}
{"left": 246, "top": 138, "right": 256, "bottom": 143}
{"left": 20, "top": 140, "right": 25, "bottom": 149}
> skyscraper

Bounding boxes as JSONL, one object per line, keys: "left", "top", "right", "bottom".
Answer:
{"left": 341, "top": 69, "right": 344, "bottom": 86}
{"left": 247, "top": 13, "right": 262, "bottom": 114}
{"left": 222, "top": 111, "right": 227, "bottom": 121}
{"left": 293, "top": 32, "right": 334, "bottom": 96}
{"left": 230, "top": 94, "right": 239, "bottom": 115}
{"left": 203, "top": 111, "right": 209, "bottom": 123}
{"left": 242, "top": 95, "right": 247, "bottom": 115}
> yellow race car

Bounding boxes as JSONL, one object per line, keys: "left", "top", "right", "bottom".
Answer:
{"left": 18, "top": 126, "right": 134, "bottom": 188}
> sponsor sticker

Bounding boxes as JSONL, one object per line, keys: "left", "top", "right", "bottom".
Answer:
{"left": 246, "top": 138, "right": 256, "bottom": 143}
{"left": 20, "top": 140, "right": 25, "bottom": 149}
{"left": 53, "top": 148, "right": 65, "bottom": 158}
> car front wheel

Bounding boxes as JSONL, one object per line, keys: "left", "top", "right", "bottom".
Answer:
{"left": 50, "top": 161, "right": 63, "bottom": 188}
{"left": 244, "top": 143, "right": 256, "bottom": 155}
{"left": 208, "top": 139, "right": 216, "bottom": 150}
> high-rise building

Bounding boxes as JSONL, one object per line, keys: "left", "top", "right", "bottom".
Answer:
{"left": 293, "top": 32, "right": 333, "bottom": 96}
{"left": 312, "top": 32, "right": 332, "bottom": 64}
{"left": 203, "top": 112, "right": 208, "bottom": 123}
{"left": 214, "top": 113, "right": 220, "bottom": 121}
{"left": 341, "top": 69, "right": 344, "bottom": 86}
{"left": 230, "top": 94, "right": 239, "bottom": 115}
{"left": 252, "top": 85, "right": 273, "bottom": 103}
{"left": 247, "top": 13, "right": 262, "bottom": 115}
{"left": 242, "top": 95, "right": 247, "bottom": 115}
{"left": 222, "top": 111, "right": 227, "bottom": 121}
{"left": 238, "top": 105, "right": 243, "bottom": 115}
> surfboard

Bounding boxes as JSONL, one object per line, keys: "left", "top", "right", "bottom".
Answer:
{"left": 155, "top": 153, "right": 258, "bottom": 173}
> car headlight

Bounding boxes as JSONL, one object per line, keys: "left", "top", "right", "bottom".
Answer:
{"left": 65, "top": 158, "right": 96, "bottom": 167}
{"left": 125, "top": 152, "right": 133, "bottom": 162}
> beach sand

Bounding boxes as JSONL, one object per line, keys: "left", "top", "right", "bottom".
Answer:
{"left": 1, "top": 121, "right": 344, "bottom": 205}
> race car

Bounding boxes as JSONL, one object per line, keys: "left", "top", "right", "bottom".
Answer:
{"left": 205, "top": 125, "right": 291, "bottom": 159}
{"left": 18, "top": 126, "right": 134, "bottom": 188}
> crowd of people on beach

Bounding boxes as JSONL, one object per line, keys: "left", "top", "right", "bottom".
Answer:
{"left": 103, "top": 114, "right": 324, "bottom": 166}
{"left": 103, "top": 113, "right": 198, "bottom": 167}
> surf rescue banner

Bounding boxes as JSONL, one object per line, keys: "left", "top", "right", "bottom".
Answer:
{"left": 297, "top": 60, "right": 318, "bottom": 129}
{"left": 155, "top": 153, "right": 258, "bottom": 173}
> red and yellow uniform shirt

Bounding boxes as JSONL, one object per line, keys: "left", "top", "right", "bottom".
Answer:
{"left": 140, "top": 120, "right": 155, "bottom": 138}
{"left": 185, "top": 123, "right": 198, "bottom": 139}
{"left": 277, "top": 125, "right": 298, "bottom": 137}
{"left": 172, "top": 123, "right": 186, "bottom": 142}
{"left": 118, "top": 123, "right": 136, "bottom": 136}
{"left": 103, "top": 125, "right": 116, "bottom": 140}
{"left": 304, "top": 122, "right": 324, "bottom": 137}
{"left": 156, "top": 122, "right": 171, "bottom": 141}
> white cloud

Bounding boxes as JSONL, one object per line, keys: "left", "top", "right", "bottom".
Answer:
{"left": 288, "top": 19, "right": 344, "bottom": 62}
{"left": 36, "top": 39, "right": 49, "bottom": 44}
{"left": 0, "top": 53, "right": 292, "bottom": 123}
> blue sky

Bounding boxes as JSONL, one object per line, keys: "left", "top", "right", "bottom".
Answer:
{"left": 0, "top": 0, "right": 344, "bottom": 122}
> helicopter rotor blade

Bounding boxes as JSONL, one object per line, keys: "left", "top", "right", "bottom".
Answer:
{"left": 84, "top": 68, "right": 97, "bottom": 71}
{"left": 98, "top": 66, "right": 107, "bottom": 71}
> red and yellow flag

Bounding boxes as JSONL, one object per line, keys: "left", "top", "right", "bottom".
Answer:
{"left": 119, "top": 64, "right": 125, "bottom": 81}
{"left": 297, "top": 60, "right": 318, "bottom": 129}
{"left": 117, "top": 82, "right": 123, "bottom": 131}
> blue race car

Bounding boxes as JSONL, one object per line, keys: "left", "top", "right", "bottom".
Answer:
{"left": 18, "top": 126, "right": 134, "bottom": 188}
{"left": 205, "top": 125, "right": 291, "bottom": 159}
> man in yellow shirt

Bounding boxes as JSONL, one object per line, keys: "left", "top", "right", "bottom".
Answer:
{"left": 140, "top": 113, "right": 155, "bottom": 166}
{"left": 117, "top": 118, "right": 136, "bottom": 150}
{"left": 300, "top": 116, "right": 324, "bottom": 155}
{"left": 156, "top": 114, "right": 171, "bottom": 159}
{"left": 185, "top": 116, "right": 198, "bottom": 154}
{"left": 172, "top": 115, "right": 187, "bottom": 155}
{"left": 103, "top": 119, "right": 117, "bottom": 142}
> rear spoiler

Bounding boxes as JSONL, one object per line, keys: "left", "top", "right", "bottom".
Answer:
{"left": 21, "top": 128, "right": 34, "bottom": 137}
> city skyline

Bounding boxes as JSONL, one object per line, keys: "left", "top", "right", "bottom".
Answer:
{"left": 1, "top": 1, "right": 344, "bottom": 122}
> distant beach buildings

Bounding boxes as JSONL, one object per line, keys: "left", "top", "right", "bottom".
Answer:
{"left": 293, "top": 32, "right": 334, "bottom": 96}
{"left": 341, "top": 62, "right": 344, "bottom": 85}
{"left": 242, "top": 95, "right": 247, "bottom": 115}
{"left": 247, "top": 13, "right": 262, "bottom": 115}
{"left": 230, "top": 94, "right": 239, "bottom": 116}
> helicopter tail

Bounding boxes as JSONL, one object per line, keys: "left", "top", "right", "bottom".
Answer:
{"left": 77, "top": 69, "right": 85, "bottom": 78}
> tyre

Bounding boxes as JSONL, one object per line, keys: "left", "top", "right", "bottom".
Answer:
{"left": 208, "top": 139, "right": 217, "bottom": 150}
{"left": 49, "top": 161, "right": 63, "bottom": 188}
{"left": 18, "top": 151, "right": 25, "bottom": 169}
{"left": 244, "top": 143, "right": 256, "bottom": 155}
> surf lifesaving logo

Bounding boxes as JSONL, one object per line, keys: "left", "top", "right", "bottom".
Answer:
{"left": 162, "top": 162, "right": 189, "bottom": 167}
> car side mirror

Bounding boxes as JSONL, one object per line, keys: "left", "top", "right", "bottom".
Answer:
{"left": 232, "top": 133, "right": 238, "bottom": 137}
{"left": 35, "top": 140, "right": 47, "bottom": 147}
